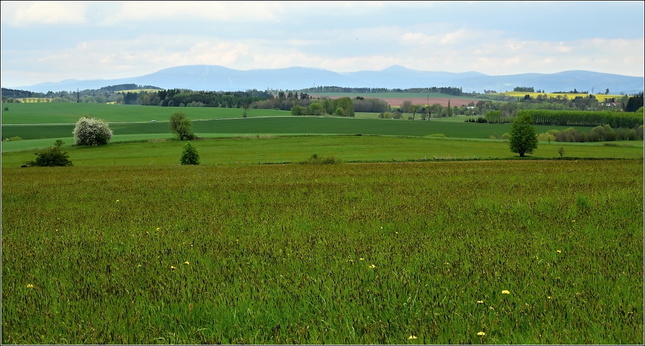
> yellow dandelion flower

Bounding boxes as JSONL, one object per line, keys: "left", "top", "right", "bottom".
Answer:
{"left": 170, "top": 266, "right": 176, "bottom": 270}
{"left": 556, "top": 249, "right": 562, "bottom": 253}
{"left": 156, "top": 227, "right": 161, "bottom": 231}
{"left": 359, "top": 257, "right": 365, "bottom": 261}
{"left": 26, "top": 284, "right": 34, "bottom": 288}
{"left": 501, "top": 290, "right": 510, "bottom": 294}
{"left": 477, "top": 300, "right": 484, "bottom": 304}
{"left": 547, "top": 296, "right": 552, "bottom": 299}
{"left": 369, "top": 264, "right": 377, "bottom": 269}
{"left": 477, "top": 331, "right": 486, "bottom": 336}
{"left": 408, "top": 335, "right": 418, "bottom": 340}
{"left": 116, "top": 199, "right": 120, "bottom": 202}
{"left": 184, "top": 261, "right": 190, "bottom": 265}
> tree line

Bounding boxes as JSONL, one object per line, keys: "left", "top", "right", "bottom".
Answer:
{"left": 483, "top": 109, "right": 643, "bottom": 128}
{"left": 1, "top": 84, "right": 161, "bottom": 104}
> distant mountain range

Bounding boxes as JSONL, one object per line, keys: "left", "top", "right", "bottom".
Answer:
{"left": 11, "top": 65, "right": 644, "bottom": 94}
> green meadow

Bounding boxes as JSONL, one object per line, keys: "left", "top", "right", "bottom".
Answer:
{"left": 2, "top": 136, "right": 644, "bottom": 168}
{"left": 2, "top": 103, "right": 643, "bottom": 344}
{"left": 2, "top": 160, "right": 642, "bottom": 344}
{"left": 1, "top": 102, "right": 286, "bottom": 125}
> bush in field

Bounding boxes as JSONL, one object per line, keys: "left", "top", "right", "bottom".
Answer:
{"left": 25, "top": 140, "right": 72, "bottom": 167}
{"left": 170, "top": 111, "right": 196, "bottom": 140}
{"left": 538, "top": 132, "right": 557, "bottom": 143}
{"left": 73, "top": 116, "right": 113, "bottom": 146}
{"left": 307, "top": 103, "right": 325, "bottom": 116}
{"left": 509, "top": 113, "right": 538, "bottom": 157}
{"left": 301, "top": 153, "right": 342, "bottom": 164}
{"left": 180, "top": 142, "right": 200, "bottom": 165}
{"left": 291, "top": 105, "right": 305, "bottom": 115}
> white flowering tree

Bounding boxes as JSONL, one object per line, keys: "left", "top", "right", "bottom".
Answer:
{"left": 72, "top": 116, "right": 113, "bottom": 146}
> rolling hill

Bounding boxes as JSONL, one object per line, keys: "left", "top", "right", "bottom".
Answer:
{"left": 13, "top": 65, "right": 644, "bottom": 94}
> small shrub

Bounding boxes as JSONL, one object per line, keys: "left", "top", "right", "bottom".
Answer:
{"left": 429, "top": 133, "right": 446, "bottom": 138}
{"left": 180, "top": 142, "right": 200, "bottom": 165}
{"left": 5, "top": 136, "right": 22, "bottom": 141}
{"left": 24, "top": 140, "right": 73, "bottom": 167}
{"left": 301, "top": 153, "right": 342, "bottom": 164}
{"left": 558, "top": 147, "right": 565, "bottom": 157}
{"left": 538, "top": 133, "right": 556, "bottom": 143}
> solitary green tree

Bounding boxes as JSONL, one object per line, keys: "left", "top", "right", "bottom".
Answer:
{"left": 509, "top": 113, "right": 538, "bottom": 157}
{"left": 180, "top": 142, "right": 200, "bottom": 165}
{"left": 170, "top": 111, "right": 196, "bottom": 140}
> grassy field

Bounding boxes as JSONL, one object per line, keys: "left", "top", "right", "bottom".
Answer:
{"left": 2, "top": 102, "right": 643, "bottom": 344}
{"left": 2, "top": 135, "right": 644, "bottom": 168}
{"left": 1, "top": 102, "right": 621, "bottom": 151}
{"left": 2, "top": 160, "right": 642, "bottom": 344}
{"left": 1, "top": 102, "right": 286, "bottom": 125}
{"left": 3, "top": 116, "right": 605, "bottom": 144}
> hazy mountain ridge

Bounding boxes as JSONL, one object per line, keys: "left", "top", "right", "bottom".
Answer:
{"left": 12, "top": 65, "right": 644, "bottom": 94}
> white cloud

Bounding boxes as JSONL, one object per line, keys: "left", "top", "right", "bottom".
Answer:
{"left": 1, "top": 1, "right": 642, "bottom": 87}
{"left": 2, "top": 2, "right": 88, "bottom": 26}
{"left": 100, "top": 1, "right": 283, "bottom": 25}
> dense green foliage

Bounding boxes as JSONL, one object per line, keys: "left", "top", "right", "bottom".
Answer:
{"left": 147, "top": 89, "right": 272, "bottom": 108}
{"left": 24, "top": 140, "right": 72, "bottom": 167}
{"left": 2, "top": 160, "right": 642, "bottom": 344}
{"left": 517, "top": 110, "right": 643, "bottom": 128}
{"left": 509, "top": 113, "right": 538, "bottom": 157}
{"left": 544, "top": 125, "right": 644, "bottom": 143}
{"left": 180, "top": 142, "right": 200, "bottom": 165}
{"left": 624, "top": 92, "right": 643, "bottom": 112}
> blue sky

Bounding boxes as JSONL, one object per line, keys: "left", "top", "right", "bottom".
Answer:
{"left": 1, "top": 1, "right": 643, "bottom": 88}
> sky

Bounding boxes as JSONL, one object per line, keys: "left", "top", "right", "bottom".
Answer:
{"left": 1, "top": 1, "right": 644, "bottom": 88}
